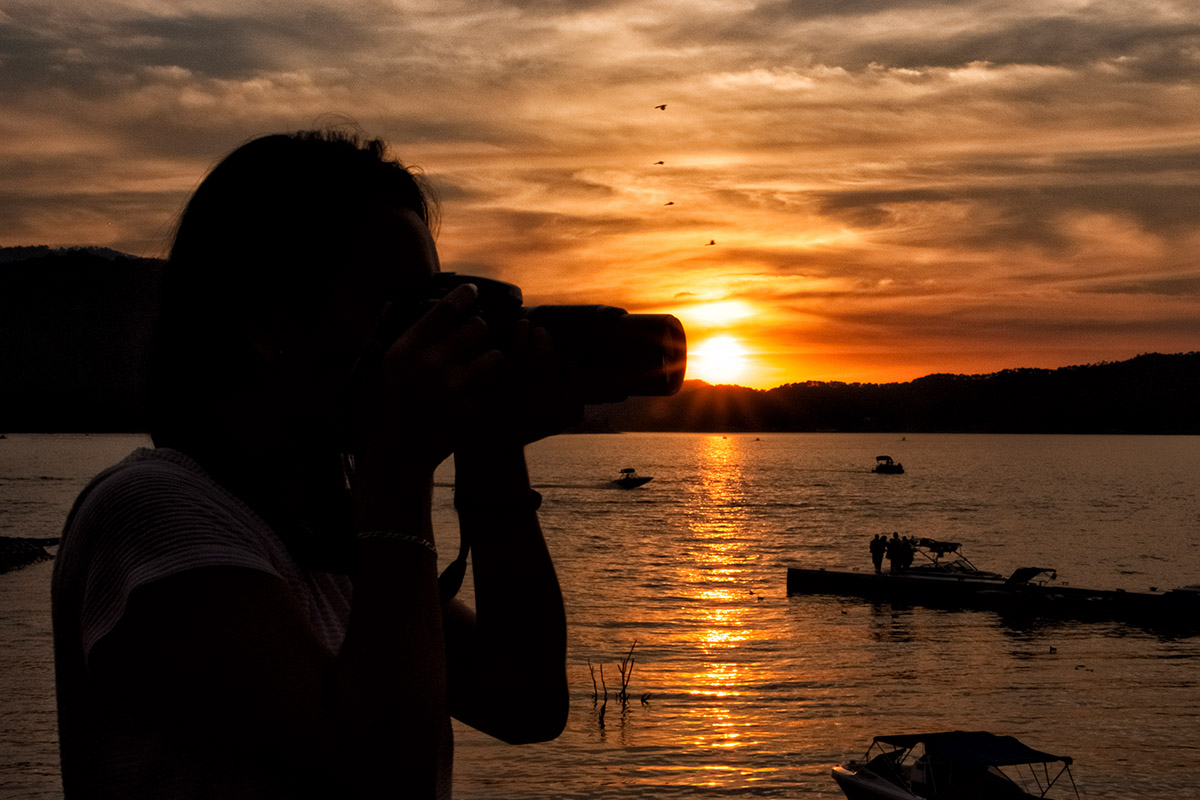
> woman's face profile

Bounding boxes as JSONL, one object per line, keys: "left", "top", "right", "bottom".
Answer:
{"left": 328, "top": 205, "right": 442, "bottom": 354}
{"left": 275, "top": 205, "right": 442, "bottom": 441}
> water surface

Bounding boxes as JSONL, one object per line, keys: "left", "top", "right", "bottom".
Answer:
{"left": 2, "top": 433, "right": 1198, "bottom": 798}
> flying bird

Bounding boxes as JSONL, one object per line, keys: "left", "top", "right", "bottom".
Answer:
{"left": 655, "top": 104, "right": 667, "bottom": 110}
{"left": 664, "top": 201, "right": 674, "bottom": 206}
{"left": 653, "top": 160, "right": 664, "bottom": 165}
{"left": 706, "top": 240, "right": 716, "bottom": 246}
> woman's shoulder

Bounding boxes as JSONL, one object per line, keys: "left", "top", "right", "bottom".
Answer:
{"left": 56, "top": 447, "right": 297, "bottom": 601}
{"left": 101, "top": 446, "right": 214, "bottom": 485}
{"left": 74, "top": 447, "right": 188, "bottom": 488}
{"left": 66, "top": 447, "right": 268, "bottom": 543}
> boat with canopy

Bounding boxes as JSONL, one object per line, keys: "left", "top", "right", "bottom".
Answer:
{"left": 832, "top": 730, "right": 1081, "bottom": 800}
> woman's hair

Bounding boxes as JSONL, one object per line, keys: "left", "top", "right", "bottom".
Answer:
{"left": 149, "top": 130, "right": 435, "bottom": 448}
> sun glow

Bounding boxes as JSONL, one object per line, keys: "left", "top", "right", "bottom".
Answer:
{"left": 685, "top": 300, "right": 755, "bottom": 326}
{"left": 688, "top": 335, "right": 750, "bottom": 385}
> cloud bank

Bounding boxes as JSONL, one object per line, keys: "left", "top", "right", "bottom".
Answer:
{"left": 2, "top": 0, "right": 1199, "bottom": 384}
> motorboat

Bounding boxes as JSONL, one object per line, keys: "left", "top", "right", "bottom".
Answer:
{"left": 787, "top": 537, "right": 1200, "bottom": 631}
{"left": 873, "top": 455, "right": 904, "bottom": 474}
{"left": 832, "top": 730, "right": 1080, "bottom": 799}
{"left": 613, "top": 467, "right": 653, "bottom": 489}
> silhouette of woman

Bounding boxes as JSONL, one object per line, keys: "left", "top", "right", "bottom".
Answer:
{"left": 52, "top": 130, "right": 573, "bottom": 798}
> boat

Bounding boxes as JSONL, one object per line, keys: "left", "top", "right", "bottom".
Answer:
{"left": 613, "top": 467, "right": 653, "bottom": 489}
{"left": 787, "top": 537, "right": 1200, "bottom": 631}
{"left": 873, "top": 455, "right": 904, "bottom": 474}
{"left": 832, "top": 730, "right": 1081, "bottom": 800}
{"left": 789, "top": 538, "right": 1043, "bottom": 606}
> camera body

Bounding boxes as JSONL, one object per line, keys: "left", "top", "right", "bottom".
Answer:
{"left": 422, "top": 272, "right": 687, "bottom": 404}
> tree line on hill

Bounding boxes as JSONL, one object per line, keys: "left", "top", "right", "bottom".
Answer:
{"left": 2, "top": 247, "right": 162, "bottom": 432}
{"left": 579, "top": 351, "right": 1200, "bottom": 434}
{"left": 2, "top": 247, "right": 1198, "bottom": 434}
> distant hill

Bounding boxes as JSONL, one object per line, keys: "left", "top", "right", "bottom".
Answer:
{"left": 1, "top": 247, "right": 162, "bottom": 432}
{"left": 582, "top": 354, "right": 1200, "bottom": 434}
{"left": 2, "top": 246, "right": 1198, "bottom": 433}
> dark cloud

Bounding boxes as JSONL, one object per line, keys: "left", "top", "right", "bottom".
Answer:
{"left": 120, "top": 10, "right": 382, "bottom": 78}
{"left": 522, "top": 169, "right": 620, "bottom": 200}
{"left": 649, "top": 1, "right": 1200, "bottom": 80}
{"left": 935, "top": 147, "right": 1200, "bottom": 182}
{"left": 815, "top": 187, "right": 951, "bottom": 229}
{"left": 862, "top": 17, "right": 1200, "bottom": 73}
{"left": 1046, "top": 147, "right": 1200, "bottom": 179}
{"left": 756, "top": 0, "right": 966, "bottom": 20}
{"left": 812, "top": 180, "right": 1200, "bottom": 251}
{"left": 0, "top": 4, "right": 394, "bottom": 96}
{"left": 489, "top": 0, "right": 629, "bottom": 11}
{"left": 445, "top": 206, "right": 645, "bottom": 263}
{"left": 1083, "top": 273, "right": 1200, "bottom": 298}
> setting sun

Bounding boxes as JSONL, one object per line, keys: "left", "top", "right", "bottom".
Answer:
{"left": 688, "top": 336, "right": 750, "bottom": 385}
{"left": 3, "top": 1, "right": 1197, "bottom": 392}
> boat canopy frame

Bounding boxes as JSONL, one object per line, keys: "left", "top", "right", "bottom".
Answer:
{"left": 912, "top": 537, "right": 973, "bottom": 568}
{"left": 862, "top": 731, "right": 1079, "bottom": 799}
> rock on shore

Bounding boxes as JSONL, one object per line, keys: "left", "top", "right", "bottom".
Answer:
{"left": 0, "top": 536, "right": 58, "bottom": 574}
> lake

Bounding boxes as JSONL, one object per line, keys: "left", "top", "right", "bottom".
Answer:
{"left": 2, "top": 433, "right": 1199, "bottom": 798}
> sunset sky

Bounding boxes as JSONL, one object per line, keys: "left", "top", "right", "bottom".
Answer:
{"left": 3, "top": 1, "right": 1200, "bottom": 388}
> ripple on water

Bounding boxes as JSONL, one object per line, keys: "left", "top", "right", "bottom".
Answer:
{"left": 4, "top": 433, "right": 1200, "bottom": 798}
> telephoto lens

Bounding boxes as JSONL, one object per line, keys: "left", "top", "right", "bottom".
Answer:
{"left": 427, "top": 273, "right": 687, "bottom": 404}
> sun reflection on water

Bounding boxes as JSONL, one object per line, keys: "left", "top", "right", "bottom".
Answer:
{"left": 673, "top": 435, "right": 769, "bottom": 764}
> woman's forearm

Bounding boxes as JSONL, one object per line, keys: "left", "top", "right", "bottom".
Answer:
{"left": 331, "top": 467, "right": 448, "bottom": 794}
{"left": 450, "top": 445, "right": 568, "bottom": 741}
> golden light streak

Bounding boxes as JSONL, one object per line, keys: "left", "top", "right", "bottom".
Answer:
{"left": 684, "top": 300, "right": 755, "bottom": 326}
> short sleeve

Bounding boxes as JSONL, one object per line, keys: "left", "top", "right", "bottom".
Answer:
{"left": 66, "top": 456, "right": 286, "bottom": 661}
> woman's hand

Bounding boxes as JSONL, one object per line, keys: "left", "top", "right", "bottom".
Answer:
{"left": 349, "top": 283, "right": 503, "bottom": 477}
{"left": 348, "top": 281, "right": 584, "bottom": 478}
{"left": 458, "top": 317, "right": 585, "bottom": 452}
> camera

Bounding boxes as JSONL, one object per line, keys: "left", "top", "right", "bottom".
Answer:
{"left": 417, "top": 272, "right": 687, "bottom": 404}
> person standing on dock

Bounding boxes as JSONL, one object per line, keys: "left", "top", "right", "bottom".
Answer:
{"left": 886, "top": 532, "right": 905, "bottom": 573}
{"left": 869, "top": 534, "right": 887, "bottom": 574}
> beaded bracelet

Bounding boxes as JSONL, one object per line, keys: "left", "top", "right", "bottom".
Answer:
{"left": 453, "top": 489, "right": 543, "bottom": 514}
{"left": 355, "top": 531, "right": 438, "bottom": 557}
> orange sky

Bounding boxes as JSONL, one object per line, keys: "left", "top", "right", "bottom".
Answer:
{"left": 3, "top": 1, "right": 1200, "bottom": 388}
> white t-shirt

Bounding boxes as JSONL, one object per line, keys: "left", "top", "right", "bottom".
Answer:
{"left": 51, "top": 447, "right": 452, "bottom": 798}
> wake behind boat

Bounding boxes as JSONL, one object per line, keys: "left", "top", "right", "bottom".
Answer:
{"left": 832, "top": 730, "right": 1080, "bottom": 800}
